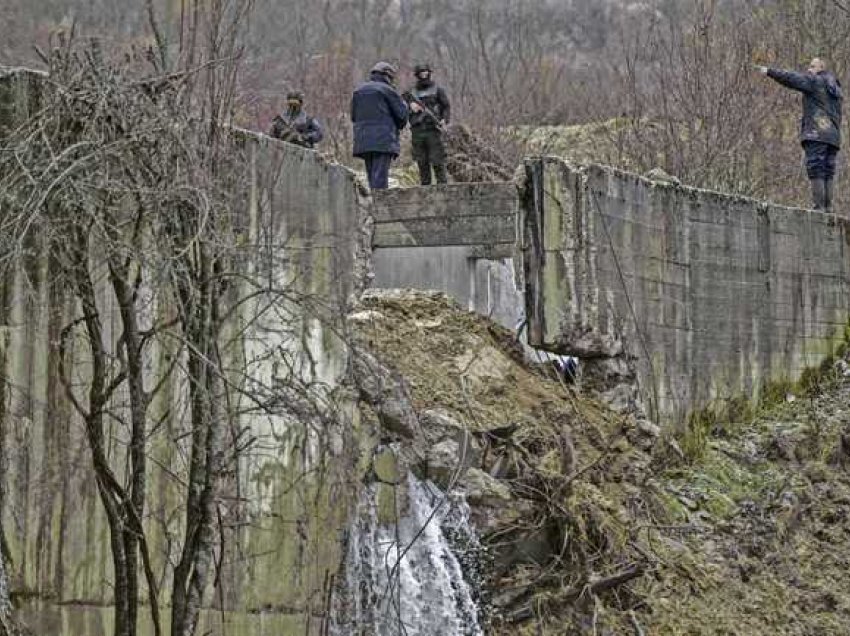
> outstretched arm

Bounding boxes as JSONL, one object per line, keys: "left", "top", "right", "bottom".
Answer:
{"left": 765, "top": 67, "right": 816, "bottom": 93}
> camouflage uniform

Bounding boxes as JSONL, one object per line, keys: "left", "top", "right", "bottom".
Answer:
{"left": 405, "top": 71, "right": 451, "bottom": 185}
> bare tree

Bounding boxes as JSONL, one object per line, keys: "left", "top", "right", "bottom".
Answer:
{"left": 0, "top": 12, "right": 251, "bottom": 633}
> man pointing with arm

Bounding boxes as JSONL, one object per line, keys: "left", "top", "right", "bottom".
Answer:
{"left": 757, "top": 58, "right": 843, "bottom": 212}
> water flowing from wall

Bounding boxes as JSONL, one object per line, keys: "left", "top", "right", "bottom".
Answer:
{"left": 334, "top": 475, "right": 483, "bottom": 635}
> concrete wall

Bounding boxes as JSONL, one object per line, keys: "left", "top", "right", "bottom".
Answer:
{"left": 0, "top": 67, "right": 370, "bottom": 628}
{"left": 520, "top": 157, "right": 850, "bottom": 423}
{"left": 371, "top": 183, "right": 523, "bottom": 328}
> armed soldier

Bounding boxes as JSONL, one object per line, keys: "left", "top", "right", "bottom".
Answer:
{"left": 270, "top": 91, "right": 324, "bottom": 149}
{"left": 756, "top": 58, "right": 843, "bottom": 212}
{"left": 404, "top": 63, "right": 451, "bottom": 185}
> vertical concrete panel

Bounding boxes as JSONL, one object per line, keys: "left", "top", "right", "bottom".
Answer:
{"left": 0, "top": 69, "right": 369, "bottom": 625}
{"left": 522, "top": 157, "right": 850, "bottom": 425}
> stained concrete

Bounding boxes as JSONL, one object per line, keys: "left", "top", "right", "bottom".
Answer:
{"left": 0, "top": 67, "right": 370, "bottom": 627}
{"left": 519, "top": 157, "right": 850, "bottom": 423}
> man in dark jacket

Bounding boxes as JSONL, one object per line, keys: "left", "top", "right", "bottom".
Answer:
{"left": 758, "top": 58, "right": 843, "bottom": 212}
{"left": 404, "top": 63, "right": 451, "bottom": 185}
{"left": 270, "top": 91, "right": 324, "bottom": 148}
{"left": 351, "top": 62, "right": 409, "bottom": 189}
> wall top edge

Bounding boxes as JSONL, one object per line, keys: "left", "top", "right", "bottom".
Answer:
{"left": 521, "top": 154, "right": 837, "bottom": 220}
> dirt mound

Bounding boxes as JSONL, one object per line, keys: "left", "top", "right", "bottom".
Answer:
{"left": 350, "top": 289, "right": 850, "bottom": 635}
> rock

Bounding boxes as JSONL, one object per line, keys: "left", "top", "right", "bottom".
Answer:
{"left": 460, "top": 468, "right": 512, "bottom": 506}
{"left": 353, "top": 350, "right": 421, "bottom": 439}
{"left": 666, "top": 437, "right": 686, "bottom": 461}
{"left": 426, "top": 437, "right": 480, "bottom": 489}
{"left": 453, "top": 345, "right": 514, "bottom": 385}
{"left": 585, "top": 356, "right": 634, "bottom": 381}
{"left": 637, "top": 419, "right": 661, "bottom": 438}
{"left": 646, "top": 167, "right": 681, "bottom": 185}
{"left": 373, "top": 446, "right": 403, "bottom": 484}
{"left": 599, "top": 383, "right": 638, "bottom": 413}
{"left": 420, "top": 411, "right": 483, "bottom": 488}
{"left": 553, "top": 326, "right": 624, "bottom": 358}
{"left": 347, "top": 309, "right": 386, "bottom": 324}
{"left": 767, "top": 426, "right": 805, "bottom": 461}
{"left": 627, "top": 418, "right": 661, "bottom": 451}
{"left": 582, "top": 357, "right": 641, "bottom": 413}
{"left": 414, "top": 318, "right": 443, "bottom": 328}
{"left": 472, "top": 496, "right": 534, "bottom": 537}
{"left": 420, "top": 408, "right": 465, "bottom": 443}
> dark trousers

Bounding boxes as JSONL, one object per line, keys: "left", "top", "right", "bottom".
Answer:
{"left": 411, "top": 128, "right": 447, "bottom": 185}
{"left": 803, "top": 141, "right": 839, "bottom": 179}
{"left": 363, "top": 152, "right": 394, "bottom": 189}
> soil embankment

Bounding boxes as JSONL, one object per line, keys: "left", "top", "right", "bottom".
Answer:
{"left": 352, "top": 290, "right": 850, "bottom": 635}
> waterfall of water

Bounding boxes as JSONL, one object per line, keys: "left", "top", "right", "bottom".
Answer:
{"left": 333, "top": 475, "right": 484, "bottom": 635}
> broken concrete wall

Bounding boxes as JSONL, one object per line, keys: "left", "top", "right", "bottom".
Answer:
{"left": 0, "top": 67, "right": 43, "bottom": 136}
{"left": 0, "top": 67, "right": 369, "bottom": 628}
{"left": 520, "top": 157, "right": 850, "bottom": 424}
{"left": 370, "top": 183, "right": 523, "bottom": 328}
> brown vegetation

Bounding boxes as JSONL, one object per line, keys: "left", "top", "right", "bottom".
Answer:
{"left": 3, "top": 1, "right": 850, "bottom": 206}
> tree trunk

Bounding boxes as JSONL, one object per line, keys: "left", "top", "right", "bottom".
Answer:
{"left": 66, "top": 234, "right": 135, "bottom": 636}
{"left": 171, "top": 243, "right": 225, "bottom": 636}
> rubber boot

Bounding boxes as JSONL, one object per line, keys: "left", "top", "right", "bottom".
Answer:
{"left": 824, "top": 178, "right": 834, "bottom": 213}
{"left": 433, "top": 164, "right": 448, "bottom": 184}
{"left": 417, "top": 160, "right": 432, "bottom": 186}
{"left": 810, "top": 178, "right": 827, "bottom": 211}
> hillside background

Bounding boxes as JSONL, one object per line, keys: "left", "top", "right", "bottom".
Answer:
{"left": 3, "top": 0, "right": 850, "bottom": 207}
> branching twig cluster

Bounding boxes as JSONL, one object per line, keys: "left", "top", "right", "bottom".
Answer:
{"left": 0, "top": 29, "right": 315, "bottom": 636}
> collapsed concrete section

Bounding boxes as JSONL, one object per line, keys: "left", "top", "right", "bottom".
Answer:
{"left": 519, "top": 157, "right": 850, "bottom": 423}
{"left": 371, "top": 183, "right": 522, "bottom": 328}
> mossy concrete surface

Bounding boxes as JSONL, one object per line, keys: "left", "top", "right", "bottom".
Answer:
{"left": 520, "top": 156, "right": 850, "bottom": 429}
{"left": 0, "top": 68, "right": 370, "bottom": 632}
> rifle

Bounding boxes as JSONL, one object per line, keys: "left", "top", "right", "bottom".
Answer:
{"left": 270, "top": 115, "right": 308, "bottom": 146}
{"left": 403, "top": 91, "right": 448, "bottom": 133}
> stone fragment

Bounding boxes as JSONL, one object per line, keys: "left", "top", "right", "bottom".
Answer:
{"left": 460, "top": 468, "right": 512, "bottom": 506}
{"left": 626, "top": 418, "right": 661, "bottom": 451}
{"left": 353, "top": 350, "right": 421, "bottom": 438}
{"left": 420, "top": 408, "right": 465, "bottom": 443}
{"left": 373, "top": 446, "right": 403, "bottom": 485}
{"left": 646, "top": 167, "right": 681, "bottom": 184}
{"left": 426, "top": 436, "right": 480, "bottom": 488}
{"left": 347, "top": 310, "right": 386, "bottom": 324}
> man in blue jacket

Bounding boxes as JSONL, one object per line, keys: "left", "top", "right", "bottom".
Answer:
{"left": 757, "top": 58, "right": 843, "bottom": 212}
{"left": 351, "top": 62, "right": 409, "bottom": 189}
